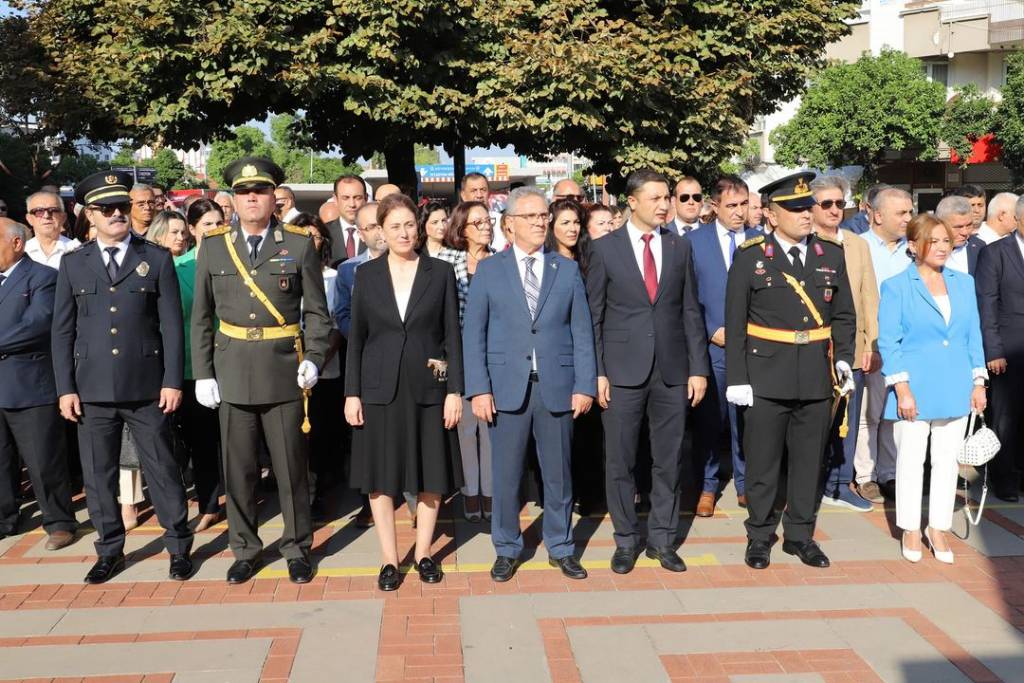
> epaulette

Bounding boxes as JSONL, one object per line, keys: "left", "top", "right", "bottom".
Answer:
{"left": 204, "top": 224, "right": 231, "bottom": 237}
{"left": 814, "top": 232, "right": 843, "bottom": 248}
{"left": 739, "top": 235, "right": 765, "bottom": 250}
{"left": 283, "top": 223, "right": 310, "bottom": 237}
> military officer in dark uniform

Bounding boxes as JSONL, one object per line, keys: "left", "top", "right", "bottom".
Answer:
{"left": 191, "top": 157, "right": 331, "bottom": 585}
{"left": 52, "top": 171, "right": 193, "bottom": 584}
{"left": 724, "top": 172, "right": 856, "bottom": 570}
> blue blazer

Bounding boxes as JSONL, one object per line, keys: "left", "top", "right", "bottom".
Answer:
{"left": 331, "top": 256, "right": 364, "bottom": 338}
{"left": 840, "top": 211, "right": 869, "bottom": 235}
{"left": 462, "top": 249, "right": 597, "bottom": 413}
{"left": 0, "top": 256, "right": 59, "bottom": 409}
{"left": 878, "top": 266, "right": 985, "bottom": 421}
{"left": 684, "top": 224, "right": 761, "bottom": 364}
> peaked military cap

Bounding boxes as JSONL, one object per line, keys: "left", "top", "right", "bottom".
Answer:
{"left": 223, "top": 156, "right": 285, "bottom": 191}
{"left": 74, "top": 170, "right": 133, "bottom": 207}
{"left": 760, "top": 171, "right": 817, "bottom": 210}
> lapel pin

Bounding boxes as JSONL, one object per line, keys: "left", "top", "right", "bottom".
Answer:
{"left": 274, "top": 229, "right": 284, "bottom": 243}
{"left": 814, "top": 243, "right": 825, "bottom": 257}
{"left": 755, "top": 260, "right": 764, "bottom": 269}
{"left": 765, "top": 243, "right": 775, "bottom": 259}
{"left": 136, "top": 261, "right": 150, "bottom": 277}
{"left": 280, "top": 249, "right": 289, "bottom": 256}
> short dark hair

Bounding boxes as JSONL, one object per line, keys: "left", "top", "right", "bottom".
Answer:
{"left": 417, "top": 200, "right": 449, "bottom": 248}
{"left": 710, "top": 174, "right": 748, "bottom": 201}
{"left": 624, "top": 169, "right": 670, "bottom": 198}
{"left": 376, "top": 193, "right": 419, "bottom": 232}
{"left": 290, "top": 211, "right": 333, "bottom": 266}
{"left": 460, "top": 172, "right": 489, "bottom": 191}
{"left": 185, "top": 198, "right": 223, "bottom": 227}
{"left": 950, "top": 184, "right": 985, "bottom": 199}
{"left": 276, "top": 185, "right": 296, "bottom": 201}
{"left": 333, "top": 174, "right": 368, "bottom": 197}
{"left": 445, "top": 201, "right": 488, "bottom": 251}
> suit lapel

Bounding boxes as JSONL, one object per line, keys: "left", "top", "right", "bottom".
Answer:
{"left": 613, "top": 227, "right": 651, "bottom": 302}
{"left": 909, "top": 267, "right": 943, "bottom": 320}
{"left": 1005, "top": 237, "right": 1024, "bottom": 281}
{"left": 403, "top": 256, "right": 432, "bottom": 323}
{"left": 253, "top": 225, "right": 283, "bottom": 269}
{"left": 112, "top": 237, "right": 143, "bottom": 285}
{"left": 534, "top": 251, "right": 559, "bottom": 317}
{"left": 653, "top": 229, "right": 673, "bottom": 305}
{"left": 501, "top": 249, "right": 534, "bottom": 322}
{"left": 84, "top": 242, "right": 111, "bottom": 283}
{"left": 0, "top": 256, "right": 31, "bottom": 307}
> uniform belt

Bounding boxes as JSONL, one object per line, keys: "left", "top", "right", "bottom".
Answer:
{"left": 746, "top": 323, "right": 831, "bottom": 345}
{"left": 219, "top": 321, "right": 300, "bottom": 341}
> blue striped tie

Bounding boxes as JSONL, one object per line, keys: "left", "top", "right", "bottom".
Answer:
{"left": 523, "top": 256, "right": 539, "bottom": 319}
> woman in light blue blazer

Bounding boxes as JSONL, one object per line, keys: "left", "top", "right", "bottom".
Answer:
{"left": 878, "top": 214, "right": 987, "bottom": 565}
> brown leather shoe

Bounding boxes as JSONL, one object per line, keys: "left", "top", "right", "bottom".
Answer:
{"left": 696, "top": 492, "right": 716, "bottom": 518}
{"left": 45, "top": 530, "right": 76, "bottom": 551}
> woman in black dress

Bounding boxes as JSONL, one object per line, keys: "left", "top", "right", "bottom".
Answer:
{"left": 345, "top": 193, "right": 464, "bottom": 591}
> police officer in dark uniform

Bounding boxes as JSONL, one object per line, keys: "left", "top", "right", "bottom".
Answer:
{"left": 724, "top": 172, "right": 856, "bottom": 570}
{"left": 52, "top": 171, "right": 193, "bottom": 584}
{"left": 191, "top": 157, "right": 331, "bottom": 585}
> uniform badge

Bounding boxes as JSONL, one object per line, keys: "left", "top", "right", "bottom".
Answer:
{"left": 814, "top": 243, "right": 825, "bottom": 257}
{"left": 241, "top": 164, "right": 259, "bottom": 178}
{"left": 136, "top": 261, "right": 150, "bottom": 277}
{"left": 105, "top": 174, "right": 118, "bottom": 184}
{"left": 279, "top": 276, "right": 291, "bottom": 292}
{"left": 280, "top": 249, "right": 289, "bottom": 256}
{"left": 823, "top": 288, "right": 833, "bottom": 302}
{"left": 765, "top": 243, "right": 774, "bottom": 259}
{"left": 274, "top": 229, "right": 284, "bottom": 243}
{"left": 755, "top": 268, "right": 766, "bottom": 275}
{"left": 755, "top": 261, "right": 763, "bottom": 269}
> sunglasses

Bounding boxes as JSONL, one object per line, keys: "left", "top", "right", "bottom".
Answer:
{"left": 677, "top": 193, "right": 703, "bottom": 203}
{"left": 818, "top": 199, "right": 847, "bottom": 210}
{"left": 88, "top": 202, "right": 131, "bottom": 217}
{"left": 555, "top": 194, "right": 586, "bottom": 202}
{"left": 28, "top": 207, "right": 64, "bottom": 218}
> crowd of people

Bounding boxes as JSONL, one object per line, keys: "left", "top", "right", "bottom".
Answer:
{"left": 0, "top": 156, "right": 1020, "bottom": 592}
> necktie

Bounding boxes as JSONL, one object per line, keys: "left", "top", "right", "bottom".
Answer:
{"left": 105, "top": 246, "right": 119, "bottom": 281}
{"left": 346, "top": 228, "right": 356, "bottom": 259}
{"left": 523, "top": 256, "right": 540, "bottom": 319}
{"left": 247, "top": 235, "right": 262, "bottom": 265}
{"left": 788, "top": 245, "right": 804, "bottom": 273}
{"left": 683, "top": 224, "right": 695, "bottom": 234}
{"left": 641, "top": 233, "right": 657, "bottom": 303}
{"left": 728, "top": 233, "right": 737, "bottom": 266}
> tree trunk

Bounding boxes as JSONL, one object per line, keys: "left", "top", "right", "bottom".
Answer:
{"left": 452, "top": 141, "right": 466, "bottom": 206}
{"left": 384, "top": 140, "right": 418, "bottom": 201}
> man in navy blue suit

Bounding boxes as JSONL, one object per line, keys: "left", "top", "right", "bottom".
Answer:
{"left": 685, "top": 175, "right": 761, "bottom": 517}
{"left": 0, "top": 219, "right": 77, "bottom": 548}
{"left": 937, "top": 195, "right": 986, "bottom": 276}
{"left": 463, "top": 186, "right": 597, "bottom": 582}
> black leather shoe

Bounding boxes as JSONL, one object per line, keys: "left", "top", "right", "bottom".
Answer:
{"left": 994, "top": 487, "right": 1020, "bottom": 503}
{"left": 782, "top": 539, "right": 830, "bottom": 568}
{"left": 168, "top": 553, "right": 194, "bottom": 581}
{"left": 287, "top": 556, "right": 315, "bottom": 584}
{"left": 490, "top": 556, "right": 518, "bottom": 582}
{"left": 610, "top": 546, "right": 640, "bottom": 574}
{"left": 745, "top": 540, "right": 771, "bottom": 569}
{"left": 646, "top": 545, "right": 686, "bottom": 572}
{"left": 84, "top": 554, "right": 125, "bottom": 584}
{"left": 879, "top": 479, "right": 897, "bottom": 501}
{"left": 226, "top": 559, "right": 260, "bottom": 584}
{"left": 549, "top": 555, "right": 588, "bottom": 580}
{"left": 416, "top": 557, "right": 443, "bottom": 583}
{"left": 378, "top": 564, "right": 400, "bottom": 591}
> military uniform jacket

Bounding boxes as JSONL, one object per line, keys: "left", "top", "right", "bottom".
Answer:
{"left": 51, "top": 235, "right": 184, "bottom": 402}
{"left": 191, "top": 221, "right": 331, "bottom": 405}
{"left": 724, "top": 233, "right": 856, "bottom": 401}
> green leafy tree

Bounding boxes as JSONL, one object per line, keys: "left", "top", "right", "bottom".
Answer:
{"left": 771, "top": 50, "right": 946, "bottom": 180}
{"left": 150, "top": 148, "right": 186, "bottom": 188}
{"left": 939, "top": 83, "right": 998, "bottom": 167}
{"left": 206, "top": 126, "right": 276, "bottom": 187}
{"left": 52, "top": 153, "right": 102, "bottom": 185}
{"left": 414, "top": 145, "right": 440, "bottom": 166}
{"left": 996, "top": 51, "right": 1024, "bottom": 187}
{"left": 109, "top": 146, "right": 137, "bottom": 167}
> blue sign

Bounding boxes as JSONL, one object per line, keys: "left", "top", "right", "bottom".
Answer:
{"left": 416, "top": 164, "right": 494, "bottom": 181}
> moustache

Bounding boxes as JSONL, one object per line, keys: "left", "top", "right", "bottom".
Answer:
{"left": 109, "top": 216, "right": 127, "bottom": 224}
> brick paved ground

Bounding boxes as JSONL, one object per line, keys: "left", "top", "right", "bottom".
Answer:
{"left": 1, "top": 475, "right": 1023, "bottom": 682}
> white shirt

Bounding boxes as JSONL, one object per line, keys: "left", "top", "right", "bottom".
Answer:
{"left": 241, "top": 227, "right": 271, "bottom": 260}
{"left": 394, "top": 286, "right": 412, "bottom": 321}
{"left": 976, "top": 222, "right": 1004, "bottom": 245}
{"left": 0, "top": 257, "right": 23, "bottom": 283}
{"left": 772, "top": 233, "right": 808, "bottom": 267}
{"left": 96, "top": 234, "right": 132, "bottom": 268}
{"left": 934, "top": 294, "right": 952, "bottom": 325}
{"left": 321, "top": 268, "right": 341, "bottom": 380}
{"left": 512, "top": 243, "right": 544, "bottom": 372}
{"left": 1016, "top": 232, "right": 1024, "bottom": 262}
{"left": 716, "top": 221, "right": 745, "bottom": 268}
{"left": 947, "top": 244, "right": 969, "bottom": 274}
{"left": 282, "top": 207, "right": 301, "bottom": 224}
{"left": 339, "top": 219, "right": 362, "bottom": 247}
{"left": 25, "top": 235, "right": 80, "bottom": 268}
{"left": 672, "top": 219, "right": 698, "bottom": 236}
{"left": 625, "top": 220, "right": 661, "bottom": 281}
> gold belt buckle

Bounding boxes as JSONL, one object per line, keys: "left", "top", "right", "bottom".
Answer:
{"left": 794, "top": 330, "right": 810, "bottom": 345}
{"left": 245, "top": 327, "right": 264, "bottom": 341}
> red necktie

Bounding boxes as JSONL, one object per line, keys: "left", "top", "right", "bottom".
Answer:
{"left": 346, "top": 228, "right": 356, "bottom": 259}
{"left": 641, "top": 233, "right": 657, "bottom": 303}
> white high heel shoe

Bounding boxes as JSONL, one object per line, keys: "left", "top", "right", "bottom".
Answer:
{"left": 901, "top": 531, "right": 922, "bottom": 563}
{"left": 925, "top": 528, "right": 954, "bottom": 564}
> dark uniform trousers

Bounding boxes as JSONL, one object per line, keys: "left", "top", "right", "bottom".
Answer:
{"left": 743, "top": 396, "right": 832, "bottom": 543}
{"left": 78, "top": 401, "right": 192, "bottom": 556}
{"left": 0, "top": 405, "right": 76, "bottom": 535}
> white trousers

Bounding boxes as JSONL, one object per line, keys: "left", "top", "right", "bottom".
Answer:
{"left": 893, "top": 416, "right": 967, "bottom": 532}
{"left": 459, "top": 397, "right": 493, "bottom": 497}
{"left": 854, "top": 371, "right": 897, "bottom": 484}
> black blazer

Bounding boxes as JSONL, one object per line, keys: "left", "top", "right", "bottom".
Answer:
{"left": 0, "top": 256, "right": 59, "bottom": 409}
{"left": 976, "top": 235, "right": 1024, "bottom": 361}
{"left": 325, "top": 218, "right": 368, "bottom": 268}
{"left": 52, "top": 235, "right": 184, "bottom": 403}
{"left": 585, "top": 226, "right": 709, "bottom": 387}
{"left": 345, "top": 255, "right": 464, "bottom": 405}
{"left": 966, "top": 235, "right": 986, "bottom": 275}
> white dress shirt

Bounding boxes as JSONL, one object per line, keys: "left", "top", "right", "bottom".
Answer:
{"left": 512, "top": 242, "right": 544, "bottom": 371}
{"left": 0, "top": 256, "right": 24, "bottom": 283}
{"left": 672, "top": 219, "right": 698, "bottom": 236}
{"left": 240, "top": 226, "right": 271, "bottom": 261}
{"left": 771, "top": 232, "right": 808, "bottom": 267}
{"left": 716, "top": 221, "right": 745, "bottom": 268}
{"left": 976, "top": 222, "right": 1003, "bottom": 245}
{"left": 97, "top": 234, "right": 132, "bottom": 268}
{"left": 25, "top": 235, "right": 80, "bottom": 268}
{"left": 946, "top": 244, "right": 969, "bottom": 274}
{"left": 625, "top": 220, "right": 661, "bottom": 281}
{"left": 1016, "top": 232, "right": 1024, "bottom": 262}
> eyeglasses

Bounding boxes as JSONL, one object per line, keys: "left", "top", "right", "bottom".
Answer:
{"left": 28, "top": 207, "right": 65, "bottom": 218}
{"left": 554, "top": 194, "right": 586, "bottom": 202}
{"left": 467, "top": 218, "right": 494, "bottom": 229}
{"left": 507, "top": 212, "right": 548, "bottom": 224}
{"left": 88, "top": 202, "right": 131, "bottom": 216}
{"left": 818, "top": 199, "right": 847, "bottom": 211}
{"left": 677, "top": 193, "right": 703, "bottom": 203}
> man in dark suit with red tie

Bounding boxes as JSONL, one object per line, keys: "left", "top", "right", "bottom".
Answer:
{"left": 586, "top": 169, "right": 709, "bottom": 574}
{"left": 324, "top": 174, "right": 369, "bottom": 267}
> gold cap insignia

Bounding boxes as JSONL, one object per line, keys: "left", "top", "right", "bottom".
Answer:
{"left": 105, "top": 175, "right": 118, "bottom": 184}
{"left": 136, "top": 261, "right": 150, "bottom": 277}
{"left": 241, "top": 164, "right": 259, "bottom": 178}
{"left": 794, "top": 178, "right": 810, "bottom": 195}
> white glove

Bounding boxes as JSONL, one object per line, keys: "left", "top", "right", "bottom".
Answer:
{"left": 726, "top": 385, "right": 754, "bottom": 407}
{"left": 835, "top": 361, "right": 855, "bottom": 396}
{"left": 297, "top": 360, "right": 319, "bottom": 390}
{"left": 195, "top": 378, "right": 221, "bottom": 409}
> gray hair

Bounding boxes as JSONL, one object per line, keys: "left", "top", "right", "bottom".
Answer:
{"left": 872, "top": 187, "right": 912, "bottom": 212}
{"left": 146, "top": 209, "right": 186, "bottom": 246}
{"left": 25, "top": 191, "right": 64, "bottom": 209}
{"left": 935, "top": 195, "right": 972, "bottom": 222}
{"left": 131, "top": 183, "right": 153, "bottom": 193}
{"left": 1, "top": 221, "right": 30, "bottom": 242}
{"left": 505, "top": 186, "right": 547, "bottom": 216}
{"left": 987, "top": 192, "right": 1019, "bottom": 220}
{"left": 809, "top": 175, "right": 850, "bottom": 197}
{"left": 213, "top": 191, "right": 233, "bottom": 201}
{"left": 1016, "top": 195, "right": 1024, "bottom": 221}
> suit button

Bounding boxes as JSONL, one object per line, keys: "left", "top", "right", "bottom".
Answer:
{"left": 110, "top": 328, "right": 117, "bottom": 335}
{"left": 110, "top": 306, "right": 117, "bottom": 313}
{"left": 943, "top": 340, "right": 949, "bottom": 347}
{"left": 249, "top": 313, "right": 257, "bottom": 320}
{"left": 112, "top": 348, "right": 119, "bottom": 356}
{"left": 800, "top": 280, "right": 805, "bottom": 286}
{"left": 251, "top": 269, "right": 258, "bottom": 276}
{"left": 803, "top": 316, "right": 809, "bottom": 323}
{"left": 109, "top": 286, "right": 116, "bottom": 292}
{"left": 526, "top": 355, "right": 532, "bottom": 361}
{"left": 531, "top": 329, "right": 536, "bottom": 334}
{"left": 648, "top": 332, "right": 654, "bottom": 337}
{"left": 250, "top": 292, "right": 256, "bottom": 298}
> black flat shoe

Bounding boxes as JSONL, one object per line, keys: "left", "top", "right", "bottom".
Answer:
{"left": 645, "top": 545, "right": 686, "bottom": 572}
{"left": 226, "top": 559, "right": 260, "bottom": 584}
{"left": 610, "top": 546, "right": 640, "bottom": 574}
{"left": 782, "top": 539, "right": 830, "bottom": 568}
{"left": 416, "top": 557, "right": 443, "bottom": 584}
{"left": 490, "top": 556, "right": 518, "bottom": 582}
{"left": 287, "top": 556, "right": 315, "bottom": 584}
{"left": 378, "top": 564, "right": 400, "bottom": 591}
{"left": 549, "top": 556, "right": 588, "bottom": 580}
{"left": 745, "top": 540, "right": 771, "bottom": 570}
{"left": 168, "top": 553, "right": 194, "bottom": 581}
{"left": 994, "top": 487, "right": 1020, "bottom": 503}
{"left": 84, "top": 554, "right": 125, "bottom": 584}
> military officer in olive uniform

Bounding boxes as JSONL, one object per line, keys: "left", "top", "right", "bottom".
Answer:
{"left": 724, "top": 172, "right": 856, "bottom": 571}
{"left": 191, "top": 157, "right": 331, "bottom": 585}
{"left": 52, "top": 171, "right": 193, "bottom": 584}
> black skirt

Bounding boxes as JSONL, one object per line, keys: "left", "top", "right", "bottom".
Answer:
{"left": 351, "top": 365, "right": 463, "bottom": 498}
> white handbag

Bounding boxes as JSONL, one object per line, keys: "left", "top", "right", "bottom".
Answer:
{"left": 958, "top": 412, "right": 1001, "bottom": 527}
